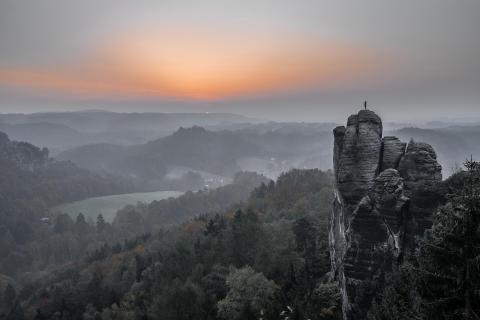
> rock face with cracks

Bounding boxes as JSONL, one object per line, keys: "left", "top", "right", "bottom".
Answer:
{"left": 330, "top": 110, "right": 442, "bottom": 319}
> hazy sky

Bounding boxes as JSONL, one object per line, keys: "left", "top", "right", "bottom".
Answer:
{"left": 0, "top": 0, "right": 479, "bottom": 122}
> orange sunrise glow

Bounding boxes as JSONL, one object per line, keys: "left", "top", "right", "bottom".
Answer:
{"left": 0, "top": 30, "right": 389, "bottom": 100}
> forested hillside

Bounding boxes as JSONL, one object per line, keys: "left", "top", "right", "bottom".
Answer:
{"left": 9, "top": 169, "right": 339, "bottom": 320}
{"left": 57, "top": 125, "right": 334, "bottom": 189}
{"left": 57, "top": 127, "right": 261, "bottom": 187}
{"left": 0, "top": 131, "right": 134, "bottom": 277}
{"left": 0, "top": 150, "right": 270, "bottom": 314}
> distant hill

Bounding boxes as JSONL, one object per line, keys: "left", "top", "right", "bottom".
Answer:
{"left": 6, "top": 110, "right": 478, "bottom": 180}
{"left": 0, "top": 121, "right": 89, "bottom": 152}
{"left": 0, "top": 130, "right": 132, "bottom": 222}
{"left": 57, "top": 125, "right": 335, "bottom": 187}
{"left": 0, "top": 111, "right": 261, "bottom": 153}
{"left": 57, "top": 126, "right": 260, "bottom": 179}
{"left": 0, "top": 111, "right": 258, "bottom": 132}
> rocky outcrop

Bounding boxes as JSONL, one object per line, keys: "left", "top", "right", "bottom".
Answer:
{"left": 335, "top": 110, "right": 383, "bottom": 209}
{"left": 398, "top": 141, "right": 443, "bottom": 233}
{"left": 330, "top": 110, "right": 442, "bottom": 319}
{"left": 380, "top": 136, "right": 406, "bottom": 170}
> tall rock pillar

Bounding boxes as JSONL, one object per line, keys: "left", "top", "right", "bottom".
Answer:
{"left": 330, "top": 109, "right": 442, "bottom": 319}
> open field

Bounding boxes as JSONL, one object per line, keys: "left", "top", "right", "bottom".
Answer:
{"left": 51, "top": 190, "right": 183, "bottom": 222}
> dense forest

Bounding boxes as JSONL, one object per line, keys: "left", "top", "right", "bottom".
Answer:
{"left": 1, "top": 169, "right": 338, "bottom": 320}
{"left": 1, "top": 119, "right": 480, "bottom": 320}
{"left": 0, "top": 132, "right": 134, "bottom": 278}
{"left": 3, "top": 127, "right": 480, "bottom": 320}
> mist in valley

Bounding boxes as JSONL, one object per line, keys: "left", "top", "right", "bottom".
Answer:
{"left": 1, "top": 1, "right": 480, "bottom": 319}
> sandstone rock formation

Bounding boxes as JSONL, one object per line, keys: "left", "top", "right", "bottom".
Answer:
{"left": 330, "top": 110, "right": 442, "bottom": 319}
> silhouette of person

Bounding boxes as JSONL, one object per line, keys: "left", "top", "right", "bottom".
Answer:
{"left": 364, "top": 101, "right": 367, "bottom": 110}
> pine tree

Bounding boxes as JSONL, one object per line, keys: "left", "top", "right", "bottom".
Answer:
{"left": 229, "top": 209, "right": 262, "bottom": 267}
{"left": 75, "top": 213, "right": 91, "bottom": 235}
{"left": 369, "top": 159, "right": 480, "bottom": 319}
{"left": 96, "top": 214, "right": 106, "bottom": 232}
{"left": 416, "top": 159, "right": 480, "bottom": 319}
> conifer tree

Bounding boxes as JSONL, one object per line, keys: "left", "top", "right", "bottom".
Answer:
{"left": 96, "top": 214, "right": 106, "bottom": 232}
{"left": 416, "top": 159, "right": 480, "bottom": 319}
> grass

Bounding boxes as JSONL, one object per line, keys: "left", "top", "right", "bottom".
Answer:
{"left": 50, "top": 190, "right": 183, "bottom": 222}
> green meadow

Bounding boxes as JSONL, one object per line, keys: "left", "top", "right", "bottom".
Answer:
{"left": 51, "top": 190, "right": 183, "bottom": 222}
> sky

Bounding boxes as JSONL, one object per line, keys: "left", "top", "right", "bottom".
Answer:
{"left": 0, "top": 0, "right": 479, "bottom": 122}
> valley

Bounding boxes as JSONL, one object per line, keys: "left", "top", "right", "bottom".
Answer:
{"left": 1, "top": 1, "right": 479, "bottom": 318}
{"left": 50, "top": 190, "right": 183, "bottom": 222}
